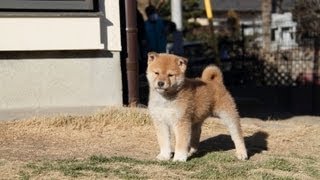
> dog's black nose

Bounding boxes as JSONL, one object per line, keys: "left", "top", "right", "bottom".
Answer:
{"left": 158, "top": 81, "right": 165, "bottom": 87}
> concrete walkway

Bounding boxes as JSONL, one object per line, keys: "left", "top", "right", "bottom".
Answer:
{"left": 0, "top": 106, "right": 105, "bottom": 121}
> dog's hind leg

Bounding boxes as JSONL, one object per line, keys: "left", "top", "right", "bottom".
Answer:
{"left": 189, "top": 122, "right": 203, "bottom": 156}
{"left": 216, "top": 110, "right": 248, "bottom": 160}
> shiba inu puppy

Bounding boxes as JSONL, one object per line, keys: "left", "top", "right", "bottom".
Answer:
{"left": 146, "top": 52, "right": 248, "bottom": 162}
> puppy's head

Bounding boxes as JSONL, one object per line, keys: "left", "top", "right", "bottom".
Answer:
{"left": 146, "top": 52, "right": 188, "bottom": 94}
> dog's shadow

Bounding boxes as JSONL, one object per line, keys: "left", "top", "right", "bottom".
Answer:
{"left": 191, "top": 131, "right": 269, "bottom": 159}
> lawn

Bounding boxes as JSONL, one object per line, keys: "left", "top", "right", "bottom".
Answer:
{"left": 0, "top": 107, "right": 319, "bottom": 179}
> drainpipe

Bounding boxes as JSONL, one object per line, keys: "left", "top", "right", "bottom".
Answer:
{"left": 125, "top": 0, "right": 139, "bottom": 106}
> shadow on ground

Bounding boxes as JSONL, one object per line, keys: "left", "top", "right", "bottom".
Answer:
{"left": 191, "top": 131, "right": 269, "bottom": 160}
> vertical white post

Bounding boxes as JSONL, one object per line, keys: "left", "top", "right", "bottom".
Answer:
{"left": 171, "top": 0, "right": 183, "bottom": 31}
{"left": 170, "top": 0, "right": 184, "bottom": 55}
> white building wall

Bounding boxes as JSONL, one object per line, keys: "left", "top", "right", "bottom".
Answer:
{"left": 104, "top": 0, "right": 121, "bottom": 51}
{"left": 0, "top": 17, "right": 104, "bottom": 51}
{"left": 0, "top": 54, "right": 122, "bottom": 109}
{"left": 0, "top": 0, "right": 123, "bottom": 116}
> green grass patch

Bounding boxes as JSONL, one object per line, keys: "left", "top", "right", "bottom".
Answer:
{"left": 263, "top": 158, "right": 296, "bottom": 172}
{"left": 303, "top": 159, "right": 320, "bottom": 178}
{"left": 254, "top": 172, "right": 295, "bottom": 180}
{"left": 0, "top": 160, "right": 5, "bottom": 167}
{"left": 18, "top": 170, "right": 31, "bottom": 180}
{"left": 23, "top": 156, "right": 148, "bottom": 179}
{"left": 20, "top": 153, "right": 318, "bottom": 179}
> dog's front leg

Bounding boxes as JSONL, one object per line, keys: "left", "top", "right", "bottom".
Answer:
{"left": 153, "top": 121, "right": 172, "bottom": 160}
{"left": 173, "top": 120, "right": 191, "bottom": 162}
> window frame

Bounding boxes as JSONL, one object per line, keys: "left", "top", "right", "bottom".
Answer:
{"left": 0, "top": 0, "right": 98, "bottom": 12}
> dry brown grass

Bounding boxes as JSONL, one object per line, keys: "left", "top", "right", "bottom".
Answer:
{"left": 3, "top": 106, "right": 151, "bottom": 131}
{"left": 0, "top": 106, "right": 156, "bottom": 162}
{"left": 0, "top": 106, "right": 320, "bottom": 179}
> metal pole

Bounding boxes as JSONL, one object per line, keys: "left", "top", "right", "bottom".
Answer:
{"left": 204, "top": 0, "right": 214, "bottom": 34}
{"left": 261, "top": 0, "right": 271, "bottom": 53}
{"left": 125, "top": 0, "right": 139, "bottom": 106}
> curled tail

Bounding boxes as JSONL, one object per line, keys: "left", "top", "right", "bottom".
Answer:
{"left": 201, "top": 65, "right": 223, "bottom": 83}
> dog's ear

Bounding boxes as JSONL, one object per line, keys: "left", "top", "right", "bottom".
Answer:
{"left": 147, "top": 52, "right": 158, "bottom": 64}
{"left": 177, "top": 56, "right": 188, "bottom": 72}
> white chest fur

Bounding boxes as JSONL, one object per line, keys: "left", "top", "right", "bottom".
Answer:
{"left": 148, "top": 91, "right": 184, "bottom": 126}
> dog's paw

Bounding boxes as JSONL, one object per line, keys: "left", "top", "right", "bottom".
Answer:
{"left": 156, "top": 153, "right": 171, "bottom": 161}
{"left": 173, "top": 152, "right": 187, "bottom": 162}
{"left": 188, "top": 147, "right": 198, "bottom": 157}
{"left": 236, "top": 151, "right": 248, "bottom": 161}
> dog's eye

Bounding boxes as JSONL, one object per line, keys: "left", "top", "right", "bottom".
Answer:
{"left": 168, "top": 74, "right": 174, "bottom": 77}
{"left": 154, "top": 72, "right": 159, "bottom": 75}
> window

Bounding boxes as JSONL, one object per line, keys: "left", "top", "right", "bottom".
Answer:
{"left": 281, "top": 27, "right": 291, "bottom": 41}
{"left": 0, "top": 0, "right": 98, "bottom": 12}
{"left": 271, "top": 28, "right": 276, "bottom": 41}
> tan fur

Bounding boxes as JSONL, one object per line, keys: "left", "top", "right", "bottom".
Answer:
{"left": 147, "top": 52, "right": 248, "bottom": 162}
